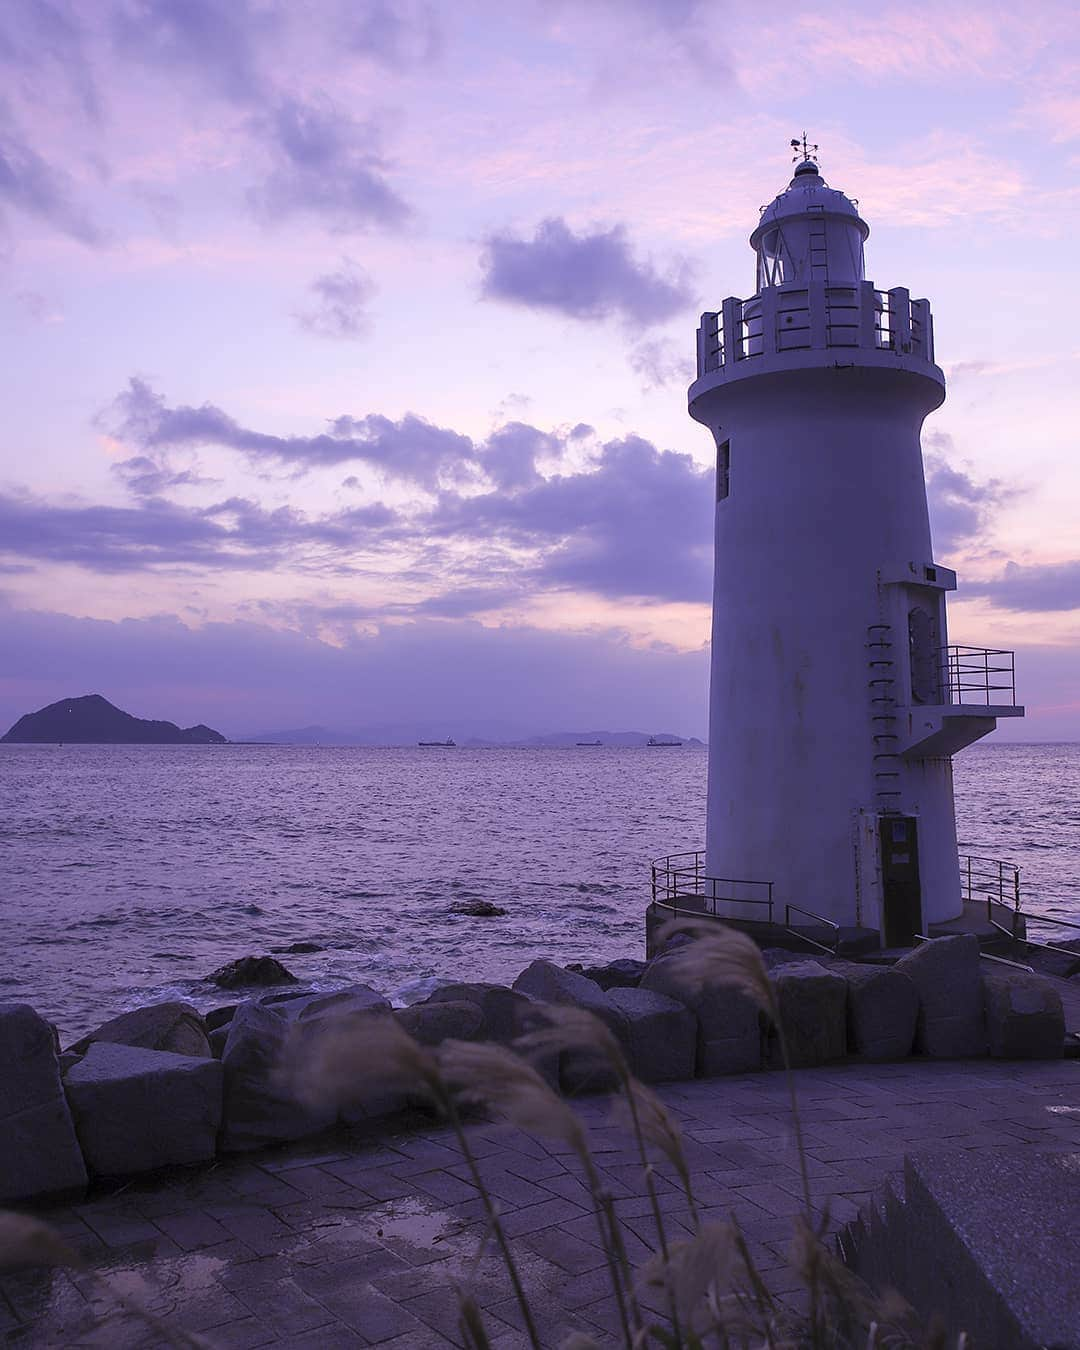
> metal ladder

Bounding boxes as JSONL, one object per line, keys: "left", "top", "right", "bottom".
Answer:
{"left": 867, "top": 623, "right": 902, "bottom": 812}
{"left": 808, "top": 219, "right": 829, "bottom": 278}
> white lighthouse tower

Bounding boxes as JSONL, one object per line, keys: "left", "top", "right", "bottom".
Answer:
{"left": 687, "top": 143, "right": 1024, "bottom": 948}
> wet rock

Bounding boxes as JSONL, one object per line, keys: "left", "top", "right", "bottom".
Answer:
{"left": 513, "top": 960, "right": 630, "bottom": 1094}
{"left": 206, "top": 955, "right": 299, "bottom": 989}
{"left": 287, "top": 985, "right": 390, "bottom": 1023}
{"left": 205, "top": 1004, "right": 239, "bottom": 1032}
{"left": 425, "top": 983, "right": 531, "bottom": 1044}
{"left": 449, "top": 900, "right": 508, "bottom": 917}
{"left": 68, "top": 1001, "right": 210, "bottom": 1059}
{"left": 607, "top": 986, "right": 695, "bottom": 1082}
{"left": 982, "top": 968, "right": 1064, "bottom": 1059}
{"left": 395, "top": 1000, "right": 484, "bottom": 1046}
{"left": 837, "top": 963, "right": 918, "bottom": 1061}
{"left": 897, "top": 935, "right": 985, "bottom": 1058}
{"left": 65, "top": 1041, "right": 222, "bottom": 1177}
{"left": 394, "top": 975, "right": 457, "bottom": 1006}
{"left": 0, "top": 1003, "right": 87, "bottom": 1202}
{"left": 208, "top": 1025, "right": 230, "bottom": 1059}
{"left": 766, "top": 961, "right": 848, "bottom": 1068}
{"left": 219, "top": 1002, "right": 334, "bottom": 1151}
{"left": 576, "top": 959, "right": 647, "bottom": 991}
{"left": 640, "top": 952, "right": 762, "bottom": 1076}
{"left": 762, "top": 947, "right": 820, "bottom": 970}
{"left": 270, "top": 941, "right": 324, "bottom": 954}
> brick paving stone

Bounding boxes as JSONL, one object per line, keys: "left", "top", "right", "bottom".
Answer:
{"left": 520, "top": 1226, "right": 610, "bottom": 1274}
{"left": 449, "top": 1164, "right": 554, "bottom": 1208}
{"left": 408, "top": 1168, "right": 481, "bottom": 1205}
{"left": 298, "top": 1267, "right": 428, "bottom": 1341}
{"left": 498, "top": 1195, "right": 590, "bottom": 1239}
{"left": 74, "top": 1207, "right": 162, "bottom": 1249}
{"left": 5, "top": 1059, "right": 1080, "bottom": 1347}
{"left": 202, "top": 1318, "right": 279, "bottom": 1349}
{"left": 152, "top": 1209, "right": 234, "bottom": 1251}
{"left": 228, "top": 1276, "right": 334, "bottom": 1336}
{"left": 274, "top": 1325, "right": 368, "bottom": 1348}
{"left": 347, "top": 1166, "right": 419, "bottom": 1202}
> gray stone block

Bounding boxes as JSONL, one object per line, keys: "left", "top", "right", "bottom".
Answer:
{"left": 219, "top": 1002, "right": 335, "bottom": 1151}
{"left": 606, "top": 987, "right": 695, "bottom": 1082}
{"left": 574, "top": 959, "right": 647, "bottom": 991}
{"left": 640, "top": 952, "right": 761, "bottom": 1076}
{"left": 394, "top": 1000, "right": 484, "bottom": 1046}
{"left": 424, "top": 983, "right": 532, "bottom": 1043}
{"left": 513, "top": 959, "right": 630, "bottom": 1094}
{"left": 838, "top": 963, "right": 918, "bottom": 1061}
{"left": 896, "top": 934, "right": 985, "bottom": 1058}
{"left": 65, "top": 1041, "right": 222, "bottom": 1177}
{"left": 847, "top": 1149, "right": 1080, "bottom": 1350}
{"left": 981, "top": 967, "right": 1064, "bottom": 1059}
{"left": 68, "top": 1001, "right": 211, "bottom": 1058}
{"left": 0, "top": 1002, "right": 87, "bottom": 1202}
{"left": 291, "top": 985, "right": 391, "bottom": 1023}
{"left": 766, "top": 961, "right": 847, "bottom": 1068}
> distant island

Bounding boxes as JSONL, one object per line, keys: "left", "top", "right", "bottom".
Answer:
{"left": 1, "top": 694, "right": 228, "bottom": 745}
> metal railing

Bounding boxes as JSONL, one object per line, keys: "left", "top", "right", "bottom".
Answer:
{"left": 959, "top": 853, "right": 1021, "bottom": 919}
{"left": 650, "top": 850, "right": 774, "bottom": 923}
{"left": 695, "top": 281, "right": 935, "bottom": 376}
{"left": 784, "top": 902, "right": 841, "bottom": 955}
{"left": 941, "top": 645, "right": 1016, "bottom": 707}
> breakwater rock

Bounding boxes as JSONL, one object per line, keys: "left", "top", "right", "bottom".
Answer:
{"left": 0, "top": 948, "right": 1067, "bottom": 1206}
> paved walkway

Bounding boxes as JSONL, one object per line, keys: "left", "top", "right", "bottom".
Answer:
{"left": 3, "top": 1059, "right": 1078, "bottom": 1348}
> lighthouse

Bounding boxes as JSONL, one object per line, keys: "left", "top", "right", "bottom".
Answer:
{"left": 686, "top": 143, "right": 1024, "bottom": 949}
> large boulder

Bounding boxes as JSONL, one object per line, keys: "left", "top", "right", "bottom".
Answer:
{"left": 896, "top": 935, "right": 985, "bottom": 1058}
{"left": 838, "top": 963, "right": 918, "bottom": 1061}
{"left": 640, "top": 952, "right": 762, "bottom": 1076}
{"left": 65, "top": 1042, "right": 222, "bottom": 1177}
{"left": 0, "top": 1003, "right": 87, "bottom": 1202}
{"left": 606, "top": 987, "right": 696, "bottom": 1082}
{"left": 513, "top": 960, "right": 630, "bottom": 1094}
{"left": 219, "top": 1002, "right": 335, "bottom": 1151}
{"left": 394, "top": 1000, "right": 484, "bottom": 1046}
{"left": 766, "top": 961, "right": 848, "bottom": 1068}
{"left": 207, "top": 956, "right": 299, "bottom": 989}
{"left": 982, "top": 968, "right": 1064, "bottom": 1059}
{"left": 68, "top": 1001, "right": 210, "bottom": 1058}
{"left": 574, "top": 959, "right": 648, "bottom": 991}
{"left": 512, "top": 960, "right": 628, "bottom": 1040}
{"left": 287, "top": 985, "right": 390, "bottom": 1023}
{"left": 424, "top": 983, "right": 532, "bottom": 1044}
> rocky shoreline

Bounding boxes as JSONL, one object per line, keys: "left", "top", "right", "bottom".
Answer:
{"left": 1, "top": 934, "right": 1069, "bottom": 1208}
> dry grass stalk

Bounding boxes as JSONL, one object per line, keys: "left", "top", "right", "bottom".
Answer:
{"left": 654, "top": 919, "right": 776, "bottom": 1018}
{"left": 438, "top": 1039, "right": 587, "bottom": 1156}
{"left": 638, "top": 1221, "right": 736, "bottom": 1329}
{"left": 0, "top": 1212, "right": 81, "bottom": 1274}
{"left": 282, "top": 1014, "right": 439, "bottom": 1110}
{"left": 515, "top": 1003, "right": 627, "bottom": 1073}
{"left": 610, "top": 1079, "right": 691, "bottom": 1196}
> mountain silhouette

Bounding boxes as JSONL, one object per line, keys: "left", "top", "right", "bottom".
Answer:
{"left": 1, "top": 694, "right": 227, "bottom": 745}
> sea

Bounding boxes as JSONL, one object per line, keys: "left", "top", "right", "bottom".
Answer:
{"left": 1, "top": 742, "right": 1077, "bottom": 1042}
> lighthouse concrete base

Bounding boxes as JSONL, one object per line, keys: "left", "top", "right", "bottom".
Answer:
{"left": 644, "top": 896, "right": 1024, "bottom": 965}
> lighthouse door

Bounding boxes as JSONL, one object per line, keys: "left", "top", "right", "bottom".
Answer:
{"left": 879, "top": 816, "right": 922, "bottom": 947}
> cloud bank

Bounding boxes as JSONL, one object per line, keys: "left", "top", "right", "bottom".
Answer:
{"left": 480, "top": 217, "right": 694, "bottom": 326}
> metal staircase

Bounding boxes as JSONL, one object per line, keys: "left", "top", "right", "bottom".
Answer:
{"left": 867, "top": 623, "right": 902, "bottom": 812}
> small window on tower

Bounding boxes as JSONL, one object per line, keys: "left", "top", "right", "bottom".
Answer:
{"left": 717, "top": 440, "right": 730, "bottom": 501}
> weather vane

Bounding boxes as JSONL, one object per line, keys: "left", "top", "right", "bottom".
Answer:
{"left": 790, "top": 132, "right": 818, "bottom": 164}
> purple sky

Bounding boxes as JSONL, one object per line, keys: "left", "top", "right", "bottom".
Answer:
{"left": 1, "top": 1, "right": 1078, "bottom": 737}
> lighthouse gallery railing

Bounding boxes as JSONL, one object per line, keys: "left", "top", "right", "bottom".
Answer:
{"left": 696, "top": 281, "right": 934, "bottom": 378}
